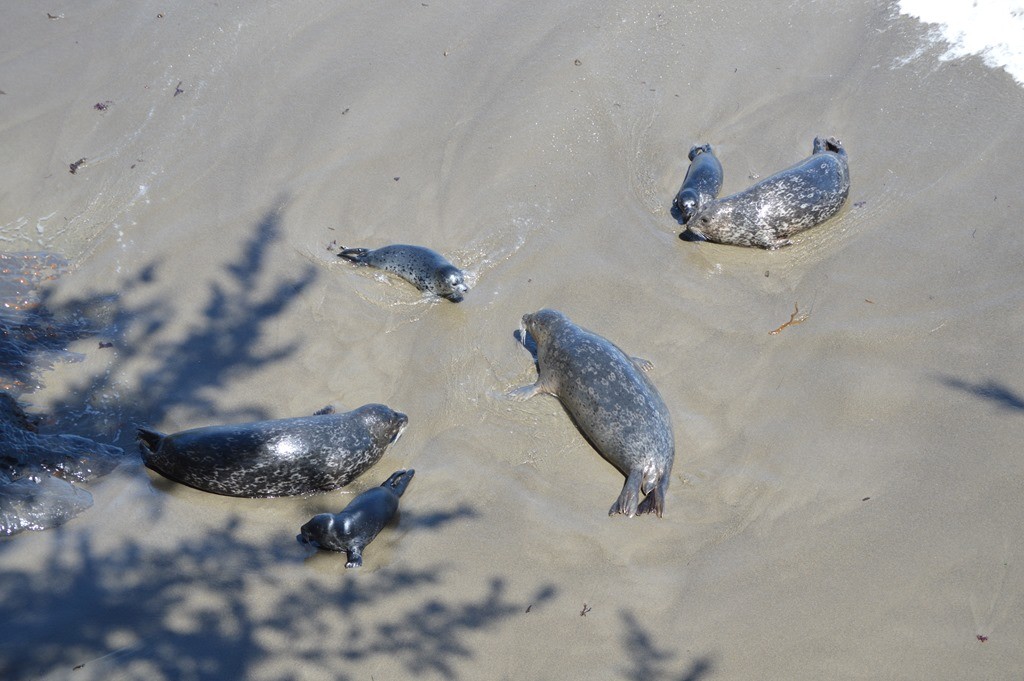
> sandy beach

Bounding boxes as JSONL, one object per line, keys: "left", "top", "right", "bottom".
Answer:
{"left": 2, "top": 1, "right": 1023, "bottom": 679}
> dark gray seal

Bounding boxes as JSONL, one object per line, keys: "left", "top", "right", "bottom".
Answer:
{"left": 672, "top": 143, "right": 724, "bottom": 225}
{"left": 681, "top": 136, "right": 850, "bottom": 249}
{"left": 338, "top": 244, "right": 469, "bottom": 302}
{"left": 138, "top": 404, "right": 408, "bottom": 498}
{"left": 509, "top": 309, "right": 675, "bottom": 517}
{"left": 298, "top": 468, "right": 414, "bottom": 567}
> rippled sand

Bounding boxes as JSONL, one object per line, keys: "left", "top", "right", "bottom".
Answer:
{"left": 2, "top": 2, "right": 1023, "bottom": 679}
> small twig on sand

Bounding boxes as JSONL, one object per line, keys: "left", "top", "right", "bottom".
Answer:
{"left": 769, "top": 303, "right": 809, "bottom": 335}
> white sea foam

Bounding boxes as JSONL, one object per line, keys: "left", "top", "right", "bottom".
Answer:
{"left": 899, "top": 0, "right": 1024, "bottom": 86}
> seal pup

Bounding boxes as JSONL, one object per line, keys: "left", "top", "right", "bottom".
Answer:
{"left": 682, "top": 136, "right": 850, "bottom": 249}
{"left": 338, "top": 244, "right": 469, "bottom": 302}
{"left": 298, "top": 468, "right": 414, "bottom": 567}
{"left": 138, "top": 404, "right": 408, "bottom": 498}
{"left": 672, "top": 144, "right": 724, "bottom": 225}
{"left": 509, "top": 309, "right": 675, "bottom": 517}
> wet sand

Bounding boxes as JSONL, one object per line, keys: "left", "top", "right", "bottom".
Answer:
{"left": 2, "top": 1, "right": 1023, "bottom": 679}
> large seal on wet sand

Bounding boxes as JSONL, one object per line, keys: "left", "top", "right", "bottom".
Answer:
{"left": 298, "top": 468, "right": 414, "bottom": 567}
{"left": 138, "top": 404, "right": 408, "bottom": 498}
{"left": 672, "top": 143, "right": 724, "bottom": 225}
{"left": 681, "top": 136, "right": 850, "bottom": 249}
{"left": 338, "top": 244, "right": 469, "bottom": 302}
{"left": 509, "top": 309, "right": 675, "bottom": 517}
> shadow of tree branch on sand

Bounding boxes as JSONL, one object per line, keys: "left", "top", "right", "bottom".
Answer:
{"left": 619, "top": 610, "right": 714, "bottom": 681}
{"left": 0, "top": 520, "right": 556, "bottom": 680}
{"left": 936, "top": 375, "right": 1024, "bottom": 412}
{"left": 0, "top": 252, "right": 97, "bottom": 396}
{"left": 1, "top": 203, "right": 560, "bottom": 680}
{"left": 49, "top": 203, "right": 318, "bottom": 434}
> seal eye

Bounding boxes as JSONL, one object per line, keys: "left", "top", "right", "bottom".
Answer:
{"left": 700, "top": 216, "right": 710, "bottom": 224}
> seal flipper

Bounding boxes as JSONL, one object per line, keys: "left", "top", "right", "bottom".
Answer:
{"left": 507, "top": 382, "right": 544, "bottom": 402}
{"left": 688, "top": 143, "right": 712, "bottom": 161}
{"left": 313, "top": 405, "right": 336, "bottom": 416}
{"left": 136, "top": 427, "right": 166, "bottom": 455}
{"left": 636, "top": 473, "right": 669, "bottom": 518}
{"left": 609, "top": 469, "right": 642, "bottom": 517}
{"left": 631, "top": 357, "right": 654, "bottom": 373}
{"left": 338, "top": 248, "right": 371, "bottom": 264}
{"left": 345, "top": 545, "right": 364, "bottom": 568}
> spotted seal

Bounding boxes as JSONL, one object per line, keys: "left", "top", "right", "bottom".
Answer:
{"left": 509, "top": 309, "right": 675, "bottom": 517}
{"left": 338, "top": 244, "right": 469, "bottom": 302}
{"left": 672, "top": 143, "right": 724, "bottom": 225}
{"left": 138, "top": 404, "right": 408, "bottom": 498}
{"left": 681, "top": 136, "right": 850, "bottom": 249}
{"left": 298, "top": 468, "right": 414, "bottom": 567}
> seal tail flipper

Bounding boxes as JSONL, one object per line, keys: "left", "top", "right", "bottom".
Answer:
{"left": 688, "top": 143, "right": 712, "bottom": 161}
{"left": 338, "top": 248, "right": 371, "bottom": 263}
{"left": 609, "top": 470, "right": 642, "bottom": 517}
{"left": 382, "top": 469, "right": 415, "bottom": 497}
{"left": 636, "top": 473, "right": 669, "bottom": 518}
{"left": 136, "top": 427, "right": 166, "bottom": 456}
{"left": 813, "top": 136, "right": 846, "bottom": 157}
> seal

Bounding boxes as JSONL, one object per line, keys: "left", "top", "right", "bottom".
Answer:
{"left": 298, "top": 468, "right": 414, "bottom": 567}
{"left": 508, "top": 309, "right": 675, "bottom": 517}
{"left": 137, "top": 404, "right": 408, "bottom": 498}
{"left": 338, "top": 244, "right": 469, "bottom": 302}
{"left": 672, "top": 143, "right": 724, "bottom": 225}
{"left": 681, "top": 136, "right": 850, "bottom": 249}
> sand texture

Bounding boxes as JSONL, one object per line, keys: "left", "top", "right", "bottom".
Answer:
{"left": 2, "top": 1, "right": 1023, "bottom": 679}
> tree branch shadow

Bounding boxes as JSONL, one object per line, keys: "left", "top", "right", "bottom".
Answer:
{"left": 0, "top": 519, "right": 556, "bottom": 680}
{"left": 49, "top": 201, "right": 318, "bottom": 432}
{"left": 0, "top": 205, "right": 562, "bottom": 680}
{"left": 935, "top": 374, "right": 1024, "bottom": 412}
{"left": 619, "top": 610, "right": 714, "bottom": 681}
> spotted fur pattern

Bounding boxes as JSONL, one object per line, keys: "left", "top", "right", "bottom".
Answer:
{"left": 339, "top": 244, "right": 468, "bottom": 302}
{"left": 673, "top": 144, "right": 724, "bottom": 224}
{"left": 684, "top": 136, "right": 850, "bottom": 249}
{"left": 138, "top": 404, "right": 407, "bottom": 498}
{"left": 511, "top": 309, "right": 675, "bottom": 517}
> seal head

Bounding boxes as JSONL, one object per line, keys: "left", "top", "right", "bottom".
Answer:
{"left": 298, "top": 468, "right": 414, "bottom": 567}
{"left": 672, "top": 144, "right": 724, "bottom": 225}
{"left": 682, "top": 136, "right": 850, "bottom": 249}
{"left": 510, "top": 309, "right": 675, "bottom": 517}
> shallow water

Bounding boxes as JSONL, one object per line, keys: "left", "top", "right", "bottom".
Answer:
{"left": 2, "top": 1, "right": 1023, "bottom": 679}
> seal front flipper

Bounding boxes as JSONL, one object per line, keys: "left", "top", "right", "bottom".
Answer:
{"left": 507, "top": 382, "right": 545, "bottom": 402}
{"left": 631, "top": 357, "right": 654, "bottom": 373}
{"left": 338, "top": 248, "right": 371, "bottom": 264}
{"left": 345, "top": 546, "right": 363, "bottom": 568}
{"left": 755, "top": 232, "right": 793, "bottom": 250}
